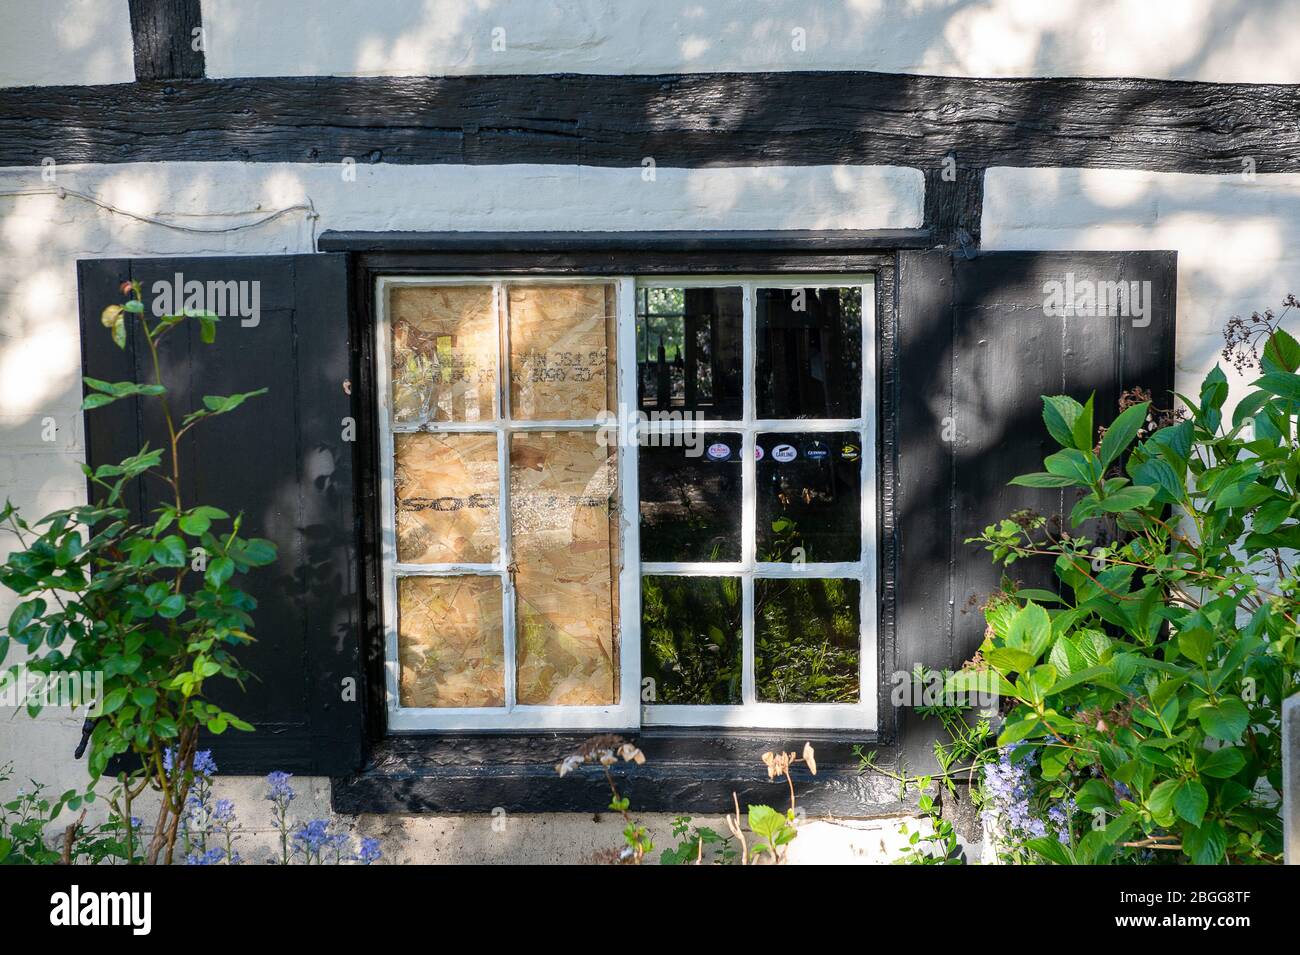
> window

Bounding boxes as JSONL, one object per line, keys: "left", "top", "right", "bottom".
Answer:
{"left": 375, "top": 275, "right": 876, "bottom": 732}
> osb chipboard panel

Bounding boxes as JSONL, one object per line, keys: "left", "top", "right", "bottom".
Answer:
{"left": 398, "top": 575, "right": 505, "bottom": 708}
{"left": 510, "top": 431, "right": 620, "bottom": 705}
{"left": 394, "top": 432, "right": 499, "bottom": 563}
{"left": 390, "top": 284, "right": 497, "bottom": 423}
{"left": 508, "top": 284, "right": 615, "bottom": 420}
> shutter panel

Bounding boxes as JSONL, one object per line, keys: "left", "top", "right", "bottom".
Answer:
{"left": 76, "top": 254, "right": 361, "bottom": 776}
{"left": 896, "top": 250, "right": 1176, "bottom": 762}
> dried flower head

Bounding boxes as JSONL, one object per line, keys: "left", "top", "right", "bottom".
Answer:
{"left": 555, "top": 734, "right": 646, "bottom": 777}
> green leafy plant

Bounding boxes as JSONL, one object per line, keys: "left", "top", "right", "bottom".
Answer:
{"left": 556, "top": 735, "right": 652, "bottom": 863}
{"left": 659, "top": 815, "right": 738, "bottom": 865}
{"left": 0, "top": 282, "right": 276, "bottom": 864}
{"left": 895, "top": 776, "right": 964, "bottom": 865}
{"left": 0, "top": 763, "right": 137, "bottom": 865}
{"left": 957, "top": 312, "right": 1300, "bottom": 864}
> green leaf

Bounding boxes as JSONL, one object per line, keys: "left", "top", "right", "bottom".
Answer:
{"left": 200, "top": 315, "right": 217, "bottom": 345}
{"left": 1009, "top": 472, "right": 1081, "bottom": 488}
{"left": 1198, "top": 747, "right": 1246, "bottom": 779}
{"left": 101, "top": 687, "right": 128, "bottom": 715}
{"left": 200, "top": 389, "right": 268, "bottom": 416}
{"left": 1099, "top": 402, "right": 1149, "bottom": 469}
{"left": 1174, "top": 780, "right": 1208, "bottom": 827}
{"left": 1256, "top": 371, "right": 1300, "bottom": 402}
{"left": 1071, "top": 394, "right": 1095, "bottom": 453}
{"left": 1006, "top": 601, "right": 1053, "bottom": 660}
{"left": 1045, "top": 449, "right": 1101, "bottom": 485}
{"left": 1197, "top": 698, "right": 1249, "bottom": 741}
{"left": 82, "top": 393, "right": 118, "bottom": 410}
{"left": 206, "top": 556, "right": 235, "bottom": 588}
{"left": 131, "top": 687, "right": 158, "bottom": 708}
{"left": 1253, "top": 499, "right": 1292, "bottom": 534}
{"left": 1263, "top": 326, "right": 1300, "bottom": 373}
{"left": 1183, "top": 820, "right": 1227, "bottom": 865}
{"left": 1147, "top": 778, "right": 1179, "bottom": 826}
{"left": 178, "top": 512, "right": 211, "bottom": 536}
{"left": 241, "top": 538, "right": 277, "bottom": 566}
{"left": 1176, "top": 627, "right": 1213, "bottom": 666}
{"left": 111, "top": 315, "right": 127, "bottom": 350}
{"left": 157, "top": 593, "right": 186, "bottom": 618}
{"left": 1041, "top": 395, "right": 1085, "bottom": 449}
{"left": 151, "top": 536, "right": 187, "bottom": 568}
{"left": 747, "top": 804, "right": 786, "bottom": 840}
{"left": 1098, "top": 485, "right": 1156, "bottom": 513}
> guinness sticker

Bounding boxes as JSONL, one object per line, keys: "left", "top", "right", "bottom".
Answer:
{"left": 805, "top": 441, "right": 830, "bottom": 461}
{"left": 772, "top": 443, "right": 798, "bottom": 463}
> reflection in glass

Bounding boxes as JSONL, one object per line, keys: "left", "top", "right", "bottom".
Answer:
{"left": 756, "top": 287, "right": 862, "bottom": 419}
{"left": 756, "top": 432, "right": 861, "bottom": 563}
{"left": 636, "top": 287, "right": 742, "bottom": 419}
{"left": 639, "top": 433, "right": 742, "bottom": 562}
{"left": 394, "top": 432, "right": 499, "bottom": 564}
{"left": 389, "top": 284, "right": 497, "bottom": 424}
{"left": 510, "top": 431, "right": 619, "bottom": 705}
{"left": 509, "top": 284, "right": 615, "bottom": 420}
{"left": 398, "top": 575, "right": 505, "bottom": 707}
{"left": 754, "top": 577, "right": 859, "bottom": 703}
{"left": 641, "top": 575, "right": 742, "bottom": 704}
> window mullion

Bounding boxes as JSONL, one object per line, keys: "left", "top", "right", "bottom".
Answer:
{"left": 741, "top": 281, "right": 757, "bottom": 705}
{"left": 495, "top": 282, "right": 517, "bottom": 711}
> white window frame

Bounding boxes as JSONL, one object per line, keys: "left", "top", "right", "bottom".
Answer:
{"left": 637, "top": 275, "right": 877, "bottom": 731}
{"left": 375, "top": 273, "right": 876, "bottom": 733}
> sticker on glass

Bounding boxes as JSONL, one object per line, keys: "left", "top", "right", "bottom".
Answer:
{"left": 706, "top": 442, "right": 731, "bottom": 461}
{"left": 772, "top": 443, "right": 797, "bottom": 463}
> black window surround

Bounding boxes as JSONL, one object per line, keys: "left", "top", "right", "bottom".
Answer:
{"left": 325, "top": 230, "right": 915, "bottom": 815}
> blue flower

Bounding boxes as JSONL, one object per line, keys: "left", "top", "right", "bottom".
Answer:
{"left": 292, "top": 819, "right": 331, "bottom": 858}
{"left": 265, "top": 771, "right": 295, "bottom": 805}
{"left": 357, "top": 837, "right": 382, "bottom": 865}
{"left": 185, "top": 847, "right": 226, "bottom": 866}
{"left": 192, "top": 750, "right": 218, "bottom": 777}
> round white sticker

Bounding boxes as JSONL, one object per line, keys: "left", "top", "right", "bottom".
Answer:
{"left": 706, "top": 442, "right": 731, "bottom": 461}
{"left": 772, "top": 444, "right": 797, "bottom": 463}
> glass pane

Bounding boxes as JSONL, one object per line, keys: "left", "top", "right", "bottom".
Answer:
{"left": 508, "top": 284, "right": 615, "bottom": 420}
{"left": 755, "top": 577, "right": 860, "bottom": 703}
{"left": 394, "top": 432, "right": 499, "bottom": 564}
{"left": 641, "top": 575, "right": 742, "bottom": 705}
{"left": 398, "top": 575, "right": 505, "bottom": 707}
{"left": 756, "top": 432, "right": 861, "bottom": 562}
{"left": 511, "top": 431, "right": 619, "bottom": 705}
{"left": 389, "top": 284, "right": 496, "bottom": 424}
{"left": 756, "top": 286, "right": 862, "bottom": 419}
{"left": 636, "top": 286, "right": 742, "bottom": 420}
{"left": 638, "top": 432, "right": 742, "bottom": 562}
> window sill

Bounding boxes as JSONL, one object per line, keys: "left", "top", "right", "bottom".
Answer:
{"left": 330, "top": 731, "right": 914, "bottom": 816}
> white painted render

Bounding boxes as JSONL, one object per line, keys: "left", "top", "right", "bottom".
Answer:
{"left": 0, "top": 0, "right": 135, "bottom": 88}
{"left": 983, "top": 166, "right": 1300, "bottom": 419}
{"left": 200, "top": 0, "right": 1300, "bottom": 84}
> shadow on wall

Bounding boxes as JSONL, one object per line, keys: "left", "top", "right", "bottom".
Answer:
{"left": 198, "top": 0, "right": 1300, "bottom": 83}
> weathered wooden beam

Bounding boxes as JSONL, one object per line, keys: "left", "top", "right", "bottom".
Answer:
{"left": 1, "top": 72, "right": 1296, "bottom": 172}
{"left": 127, "top": 0, "right": 205, "bottom": 80}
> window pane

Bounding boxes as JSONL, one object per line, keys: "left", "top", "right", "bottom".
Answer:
{"left": 398, "top": 575, "right": 505, "bottom": 707}
{"left": 511, "top": 431, "right": 619, "bottom": 705}
{"left": 641, "top": 575, "right": 742, "bottom": 705}
{"left": 508, "top": 284, "right": 615, "bottom": 420}
{"left": 394, "top": 432, "right": 499, "bottom": 564}
{"left": 755, "top": 577, "right": 859, "bottom": 703}
{"left": 756, "top": 287, "right": 862, "bottom": 419}
{"left": 389, "top": 285, "right": 496, "bottom": 424}
{"left": 756, "top": 431, "right": 861, "bottom": 562}
{"left": 638, "top": 432, "right": 742, "bottom": 562}
{"left": 637, "top": 286, "right": 742, "bottom": 419}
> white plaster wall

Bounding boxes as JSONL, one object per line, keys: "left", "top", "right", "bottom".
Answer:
{"left": 983, "top": 167, "right": 1300, "bottom": 415}
{"left": 0, "top": 159, "right": 920, "bottom": 862}
{"left": 201, "top": 0, "right": 1300, "bottom": 83}
{"left": 0, "top": 0, "right": 135, "bottom": 87}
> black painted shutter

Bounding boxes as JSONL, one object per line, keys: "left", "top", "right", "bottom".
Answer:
{"left": 895, "top": 250, "right": 1176, "bottom": 762}
{"left": 76, "top": 254, "right": 362, "bottom": 776}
